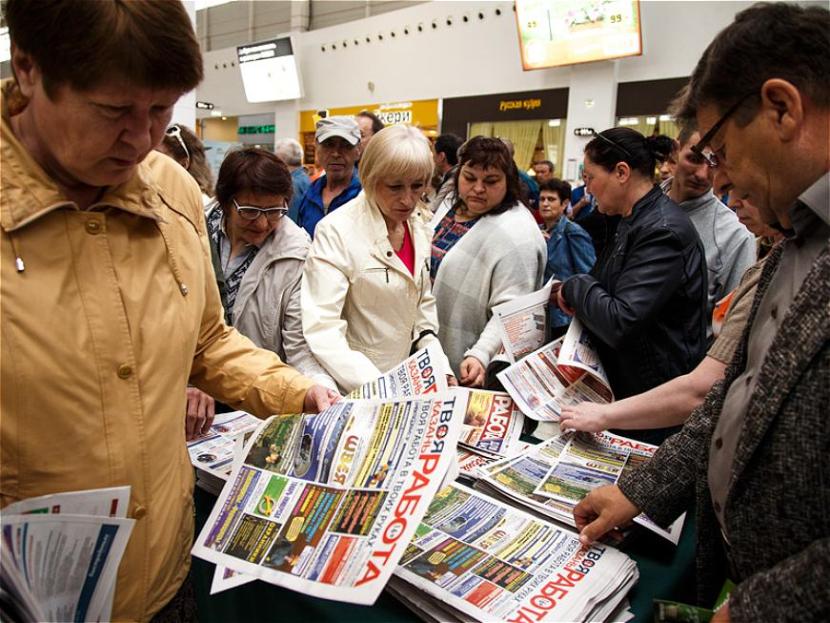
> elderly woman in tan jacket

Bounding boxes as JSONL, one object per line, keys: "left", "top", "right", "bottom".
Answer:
{"left": 301, "top": 125, "right": 453, "bottom": 392}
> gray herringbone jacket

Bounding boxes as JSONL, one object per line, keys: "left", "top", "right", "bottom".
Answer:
{"left": 618, "top": 239, "right": 830, "bottom": 621}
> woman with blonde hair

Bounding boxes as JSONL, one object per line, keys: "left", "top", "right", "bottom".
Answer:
{"left": 302, "top": 124, "right": 453, "bottom": 392}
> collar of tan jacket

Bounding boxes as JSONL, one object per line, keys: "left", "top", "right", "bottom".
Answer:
{"left": 0, "top": 79, "right": 166, "bottom": 233}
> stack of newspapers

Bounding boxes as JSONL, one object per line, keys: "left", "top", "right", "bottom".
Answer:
{"left": 475, "top": 430, "right": 684, "bottom": 544}
{"left": 0, "top": 487, "right": 135, "bottom": 622}
{"left": 389, "top": 483, "right": 637, "bottom": 622}
{"left": 454, "top": 388, "right": 530, "bottom": 482}
{"left": 189, "top": 346, "right": 640, "bottom": 620}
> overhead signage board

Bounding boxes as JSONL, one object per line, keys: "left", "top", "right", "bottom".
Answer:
{"left": 515, "top": 0, "right": 642, "bottom": 70}
{"left": 237, "top": 37, "right": 302, "bottom": 103}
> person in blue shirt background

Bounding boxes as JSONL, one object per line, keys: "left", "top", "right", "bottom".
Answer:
{"left": 539, "top": 179, "right": 596, "bottom": 338}
{"left": 296, "top": 116, "right": 362, "bottom": 237}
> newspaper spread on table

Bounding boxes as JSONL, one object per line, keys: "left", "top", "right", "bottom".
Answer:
{"left": 0, "top": 487, "right": 135, "bottom": 622}
{"left": 392, "top": 482, "right": 638, "bottom": 622}
{"left": 208, "top": 345, "right": 452, "bottom": 594}
{"left": 497, "top": 320, "right": 613, "bottom": 421}
{"left": 477, "top": 431, "right": 684, "bottom": 544}
{"left": 493, "top": 280, "right": 556, "bottom": 363}
{"left": 192, "top": 393, "right": 465, "bottom": 605}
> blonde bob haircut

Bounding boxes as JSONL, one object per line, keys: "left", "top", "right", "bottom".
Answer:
{"left": 358, "top": 124, "right": 433, "bottom": 203}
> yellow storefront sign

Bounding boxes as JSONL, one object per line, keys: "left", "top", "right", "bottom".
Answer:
{"left": 300, "top": 99, "right": 439, "bottom": 133}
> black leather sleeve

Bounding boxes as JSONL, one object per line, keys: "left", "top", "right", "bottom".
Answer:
{"left": 562, "top": 225, "right": 689, "bottom": 349}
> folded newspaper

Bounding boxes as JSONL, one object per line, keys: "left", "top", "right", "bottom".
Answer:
{"left": 391, "top": 482, "right": 638, "bottom": 622}
{"left": 493, "top": 279, "right": 556, "bottom": 363}
{"left": 191, "top": 392, "right": 465, "bottom": 605}
{"left": 0, "top": 487, "right": 135, "bottom": 622}
{"left": 498, "top": 319, "right": 614, "bottom": 421}
{"left": 477, "top": 430, "right": 684, "bottom": 544}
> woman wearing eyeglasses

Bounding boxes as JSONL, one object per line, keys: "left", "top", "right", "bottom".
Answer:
{"left": 556, "top": 128, "right": 708, "bottom": 445}
{"left": 302, "top": 125, "right": 453, "bottom": 392}
{"left": 205, "top": 147, "right": 336, "bottom": 390}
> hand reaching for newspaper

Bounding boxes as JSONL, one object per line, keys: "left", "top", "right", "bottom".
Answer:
{"left": 560, "top": 402, "right": 610, "bottom": 433}
{"left": 573, "top": 485, "right": 639, "bottom": 547}
{"left": 185, "top": 387, "right": 215, "bottom": 440}
{"left": 303, "top": 384, "right": 341, "bottom": 413}
{"left": 459, "top": 357, "right": 485, "bottom": 388}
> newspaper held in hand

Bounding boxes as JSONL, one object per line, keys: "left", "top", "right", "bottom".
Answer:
{"left": 392, "top": 482, "right": 638, "bottom": 622}
{"left": 0, "top": 487, "right": 134, "bottom": 622}
{"left": 192, "top": 394, "right": 465, "bottom": 605}
{"left": 478, "top": 431, "right": 684, "bottom": 544}
{"left": 498, "top": 319, "right": 613, "bottom": 421}
{"left": 209, "top": 345, "right": 454, "bottom": 594}
{"left": 493, "top": 280, "right": 557, "bottom": 363}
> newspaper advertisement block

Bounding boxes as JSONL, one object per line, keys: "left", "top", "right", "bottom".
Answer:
{"left": 497, "top": 322, "right": 613, "bottom": 421}
{"left": 493, "top": 281, "right": 556, "bottom": 363}
{"left": 192, "top": 394, "right": 465, "bottom": 604}
{"left": 479, "top": 432, "right": 684, "bottom": 544}
{"left": 393, "top": 482, "right": 638, "bottom": 622}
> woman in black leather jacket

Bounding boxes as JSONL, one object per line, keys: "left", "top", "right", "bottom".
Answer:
{"left": 558, "top": 128, "right": 708, "bottom": 444}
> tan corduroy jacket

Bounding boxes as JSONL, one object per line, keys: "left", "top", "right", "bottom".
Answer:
{"left": 0, "top": 83, "right": 314, "bottom": 621}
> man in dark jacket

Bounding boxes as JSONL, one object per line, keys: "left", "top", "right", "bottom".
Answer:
{"left": 574, "top": 5, "right": 830, "bottom": 622}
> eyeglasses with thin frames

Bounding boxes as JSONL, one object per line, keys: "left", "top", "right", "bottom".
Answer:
{"left": 232, "top": 198, "right": 288, "bottom": 222}
{"left": 590, "top": 130, "right": 634, "bottom": 160}
{"left": 690, "top": 91, "right": 756, "bottom": 168}
{"left": 165, "top": 125, "right": 191, "bottom": 171}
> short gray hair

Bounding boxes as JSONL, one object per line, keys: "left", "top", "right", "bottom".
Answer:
{"left": 274, "top": 138, "right": 303, "bottom": 166}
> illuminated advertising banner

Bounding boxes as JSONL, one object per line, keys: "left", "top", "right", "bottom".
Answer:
{"left": 515, "top": 0, "right": 642, "bottom": 70}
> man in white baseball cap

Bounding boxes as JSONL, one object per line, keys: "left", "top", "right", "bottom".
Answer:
{"left": 297, "top": 116, "right": 362, "bottom": 237}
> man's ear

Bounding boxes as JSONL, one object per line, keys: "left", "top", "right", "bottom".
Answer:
{"left": 10, "top": 45, "right": 40, "bottom": 98}
{"left": 759, "top": 78, "right": 803, "bottom": 142}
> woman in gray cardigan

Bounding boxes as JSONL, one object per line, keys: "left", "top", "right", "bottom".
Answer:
{"left": 431, "top": 137, "right": 546, "bottom": 385}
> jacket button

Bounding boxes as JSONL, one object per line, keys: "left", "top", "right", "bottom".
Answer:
{"left": 714, "top": 437, "right": 723, "bottom": 450}
{"left": 386, "top": 251, "right": 393, "bottom": 257}
{"left": 134, "top": 505, "right": 147, "bottom": 519}
{"left": 85, "top": 220, "right": 101, "bottom": 235}
{"left": 117, "top": 364, "right": 133, "bottom": 379}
